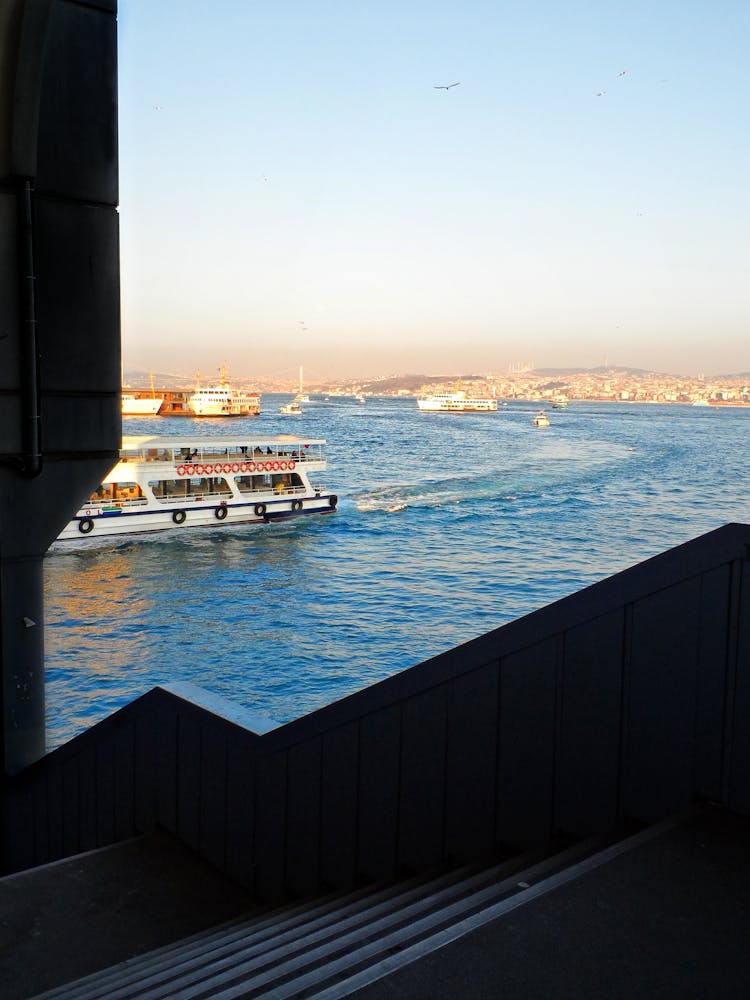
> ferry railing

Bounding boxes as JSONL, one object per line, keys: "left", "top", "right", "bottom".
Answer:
{"left": 3, "top": 523, "right": 749, "bottom": 896}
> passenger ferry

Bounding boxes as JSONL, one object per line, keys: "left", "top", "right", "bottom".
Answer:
{"left": 189, "top": 367, "right": 261, "bottom": 417}
{"left": 56, "top": 435, "right": 336, "bottom": 541}
{"left": 121, "top": 392, "right": 164, "bottom": 416}
{"left": 417, "top": 388, "right": 498, "bottom": 413}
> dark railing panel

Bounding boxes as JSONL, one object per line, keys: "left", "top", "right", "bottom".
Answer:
{"left": 625, "top": 578, "right": 702, "bottom": 822}
{"left": 224, "top": 725, "right": 257, "bottom": 888}
{"left": 556, "top": 609, "right": 624, "bottom": 837}
{"left": 357, "top": 704, "right": 401, "bottom": 883}
{"left": 729, "top": 559, "right": 750, "bottom": 813}
{"left": 286, "top": 737, "right": 322, "bottom": 897}
{"left": 496, "top": 638, "right": 558, "bottom": 849}
{"left": 253, "top": 750, "right": 288, "bottom": 901}
{"left": 198, "top": 715, "right": 230, "bottom": 873}
{"left": 398, "top": 685, "right": 449, "bottom": 873}
{"left": 444, "top": 662, "right": 499, "bottom": 863}
{"left": 114, "top": 715, "right": 136, "bottom": 841}
{"left": 175, "top": 702, "right": 204, "bottom": 852}
{"left": 694, "top": 563, "right": 733, "bottom": 801}
{"left": 319, "top": 722, "right": 359, "bottom": 889}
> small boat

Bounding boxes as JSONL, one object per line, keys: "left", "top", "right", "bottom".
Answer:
{"left": 56, "top": 435, "right": 336, "bottom": 541}
{"left": 279, "top": 399, "right": 303, "bottom": 415}
{"left": 417, "top": 387, "right": 498, "bottom": 413}
{"left": 551, "top": 398, "right": 568, "bottom": 409}
{"left": 533, "top": 410, "right": 550, "bottom": 427}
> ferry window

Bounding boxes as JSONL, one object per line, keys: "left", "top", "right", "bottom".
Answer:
{"left": 114, "top": 482, "right": 143, "bottom": 501}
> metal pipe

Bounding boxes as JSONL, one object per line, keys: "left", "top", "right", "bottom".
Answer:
{"left": 18, "top": 178, "right": 42, "bottom": 478}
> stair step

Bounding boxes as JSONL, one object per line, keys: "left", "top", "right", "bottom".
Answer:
{"left": 29, "top": 839, "right": 589, "bottom": 1000}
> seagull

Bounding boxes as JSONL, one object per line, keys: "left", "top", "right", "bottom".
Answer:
{"left": 618, "top": 69, "right": 627, "bottom": 77}
{"left": 596, "top": 89, "right": 606, "bottom": 96}
{"left": 434, "top": 82, "right": 460, "bottom": 90}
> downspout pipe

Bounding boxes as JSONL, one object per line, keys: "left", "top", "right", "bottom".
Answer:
{"left": 18, "top": 176, "right": 42, "bottom": 478}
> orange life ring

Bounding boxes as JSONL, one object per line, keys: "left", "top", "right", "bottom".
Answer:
{"left": 223, "top": 463, "right": 231, "bottom": 473}
{"left": 203, "top": 464, "right": 213, "bottom": 474}
{"left": 288, "top": 460, "right": 296, "bottom": 470}
{"left": 195, "top": 464, "right": 204, "bottom": 474}
{"left": 280, "top": 461, "right": 288, "bottom": 471}
{"left": 248, "top": 461, "right": 256, "bottom": 472}
{"left": 256, "top": 461, "right": 265, "bottom": 472}
{"left": 272, "top": 461, "right": 280, "bottom": 471}
{"left": 186, "top": 465, "right": 195, "bottom": 475}
{"left": 177, "top": 465, "right": 186, "bottom": 476}
{"left": 231, "top": 463, "right": 240, "bottom": 473}
{"left": 240, "top": 462, "right": 248, "bottom": 472}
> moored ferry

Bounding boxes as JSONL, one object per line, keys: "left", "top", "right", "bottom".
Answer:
{"left": 56, "top": 435, "right": 336, "bottom": 541}
{"left": 417, "top": 388, "right": 498, "bottom": 413}
{"left": 121, "top": 392, "right": 164, "bottom": 416}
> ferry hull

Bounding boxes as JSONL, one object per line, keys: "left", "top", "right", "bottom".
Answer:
{"left": 57, "top": 494, "right": 337, "bottom": 541}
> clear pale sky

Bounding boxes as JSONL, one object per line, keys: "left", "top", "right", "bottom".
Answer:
{"left": 118, "top": 1, "right": 749, "bottom": 381}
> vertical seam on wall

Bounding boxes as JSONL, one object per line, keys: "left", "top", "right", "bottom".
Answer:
{"left": 552, "top": 631, "right": 565, "bottom": 839}
{"left": 617, "top": 602, "right": 633, "bottom": 824}
{"left": 493, "top": 655, "right": 503, "bottom": 852}
{"left": 394, "top": 702, "right": 403, "bottom": 877}
{"left": 721, "top": 558, "right": 741, "bottom": 804}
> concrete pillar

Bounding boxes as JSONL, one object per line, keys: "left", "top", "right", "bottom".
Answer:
{"left": 0, "top": 0, "right": 120, "bottom": 774}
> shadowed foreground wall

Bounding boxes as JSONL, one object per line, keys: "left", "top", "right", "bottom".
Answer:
{"left": 2, "top": 523, "right": 749, "bottom": 900}
{"left": 0, "top": 0, "right": 120, "bottom": 772}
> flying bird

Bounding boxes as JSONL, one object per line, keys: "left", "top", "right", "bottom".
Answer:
{"left": 596, "top": 89, "right": 606, "bottom": 96}
{"left": 618, "top": 69, "right": 627, "bottom": 77}
{"left": 434, "top": 82, "right": 460, "bottom": 90}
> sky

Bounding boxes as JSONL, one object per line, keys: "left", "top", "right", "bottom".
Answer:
{"left": 117, "top": 1, "right": 750, "bottom": 381}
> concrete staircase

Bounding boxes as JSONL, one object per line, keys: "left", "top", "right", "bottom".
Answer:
{"left": 29, "top": 826, "right": 657, "bottom": 1000}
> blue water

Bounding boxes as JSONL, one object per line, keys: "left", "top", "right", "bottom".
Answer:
{"left": 43, "top": 397, "right": 750, "bottom": 748}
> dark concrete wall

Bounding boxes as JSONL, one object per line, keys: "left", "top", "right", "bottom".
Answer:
{"left": 3, "top": 524, "right": 749, "bottom": 899}
{"left": 0, "top": 0, "right": 120, "bottom": 773}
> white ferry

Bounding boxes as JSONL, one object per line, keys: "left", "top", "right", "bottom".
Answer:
{"left": 56, "top": 435, "right": 336, "bottom": 541}
{"left": 121, "top": 392, "right": 164, "bottom": 416}
{"left": 417, "top": 388, "right": 498, "bottom": 413}
{"left": 189, "top": 368, "right": 261, "bottom": 417}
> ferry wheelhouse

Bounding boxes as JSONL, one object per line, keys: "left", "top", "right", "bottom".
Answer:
{"left": 56, "top": 435, "right": 336, "bottom": 541}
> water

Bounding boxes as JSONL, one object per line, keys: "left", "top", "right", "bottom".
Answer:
{"left": 44, "top": 398, "right": 750, "bottom": 748}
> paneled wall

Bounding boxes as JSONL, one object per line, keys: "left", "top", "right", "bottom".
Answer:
{"left": 3, "top": 523, "right": 749, "bottom": 900}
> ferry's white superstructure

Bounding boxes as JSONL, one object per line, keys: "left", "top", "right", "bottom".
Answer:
{"left": 56, "top": 435, "right": 336, "bottom": 541}
{"left": 417, "top": 388, "right": 498, "bottom": 413}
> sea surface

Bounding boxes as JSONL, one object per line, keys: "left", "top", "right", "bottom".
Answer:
{"left": 44, "top": 397, "right": 750, "bottom": 748}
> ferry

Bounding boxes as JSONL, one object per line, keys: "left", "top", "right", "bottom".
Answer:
{"left": 417, "top": 388, "right": 498, "bottom": 413}
{"left": 189, "top": 367, "right": 261, "bottom": 417}
{"left": 121, "top": 392, "right": 164, "bottom": 416}
{"left": 56, "top": 435, "right": 336, "bottom": 541}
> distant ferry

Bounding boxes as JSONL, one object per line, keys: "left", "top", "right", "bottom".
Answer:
{"left": 56, "top": 435, "right": 336, "bottom": 541}
{"left": 417, "top": 388, "right": 498, "bottom": 413}
{"left": 121, "top": 392, "right": 164, "bottom": 416}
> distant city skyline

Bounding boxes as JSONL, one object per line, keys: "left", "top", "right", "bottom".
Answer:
{"left": 118, "top": 1, "right": 749, "bottom": 380}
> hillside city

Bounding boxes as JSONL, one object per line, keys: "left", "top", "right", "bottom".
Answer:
{"left": 126, "top": 367, "right": 750, "bottom": 406}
